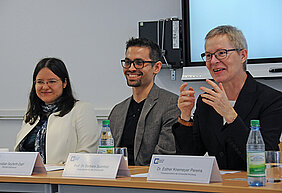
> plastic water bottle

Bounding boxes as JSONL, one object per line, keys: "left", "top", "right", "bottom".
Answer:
{"left": 98, "top": 120, "right": 114, "bottom": 154}
{"left": 247, "top": 120, "right": 266, "bottom": 186}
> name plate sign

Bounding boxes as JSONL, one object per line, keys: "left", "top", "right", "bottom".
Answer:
{"left": 63, "top": 153, "right": 130, "bottom": 179}
{"left": 148, "top": 155, "right": 222, "bottom": 183}
{"left": 0, "top": 152, "right": 46, "bottom": 176}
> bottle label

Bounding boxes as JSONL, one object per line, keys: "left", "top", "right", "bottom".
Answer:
{"left": 100, "top": 140, "right": 114, "bottom": 146}
{"left": 247, "top": 152, "right": 265, "bottom": 177}
{"left": 98, "top": 147, "right": 114, "bottom": 154}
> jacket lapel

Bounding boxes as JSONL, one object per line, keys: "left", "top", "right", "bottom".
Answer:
{"left": 134, "top": 84, "right": 159, "bottom": 160}
{"left": 15, "top": 118, "right": 40, "bottom": 150}
{"left": 114, "top": 98, "right": 131, "bottom": 146}
{"left": 234, "top": 72, "right": 257, "bottom": 120}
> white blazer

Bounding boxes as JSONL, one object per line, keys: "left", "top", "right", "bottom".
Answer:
{"left": 14, "top": 101, "right": 100, "bottom": 164}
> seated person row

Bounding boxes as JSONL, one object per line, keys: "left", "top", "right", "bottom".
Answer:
{"left": 14, "top": 58, "right": 100, "bottom": 164}
{"left": 109, "top": 38, "right": 180, "bottom": 166}
{"left": 172, "top": 25, "right": 282, "bottom": 170}
{"left": 14, "top": 41, "right": 180, "bottom": 165}
{"left": 14, "top": 32, "right": 282, "bottom": 167}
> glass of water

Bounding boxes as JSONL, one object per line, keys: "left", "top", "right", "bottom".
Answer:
{"left": 114, "top": 147, "right": 128, "bottom": 166}
{"left": 265, "top": 151, "right": 282, "bottom": 183}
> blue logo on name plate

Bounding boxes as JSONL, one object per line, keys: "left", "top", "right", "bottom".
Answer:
{"left": 70, "top": 155, "right": 80, "bottom": 162}
{"left": 154, "top": 158, "right": 164, "bottom": 164}
{"left": 154, "top": 158, "right": 160, "bottom": 164}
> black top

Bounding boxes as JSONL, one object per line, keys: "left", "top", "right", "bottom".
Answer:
{"left": 120, "top": 97, "right": 145, "bottom": 165}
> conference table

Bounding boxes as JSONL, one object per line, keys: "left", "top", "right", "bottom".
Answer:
{"left": 0, "top": 166, "right": 281, "bottom": 193}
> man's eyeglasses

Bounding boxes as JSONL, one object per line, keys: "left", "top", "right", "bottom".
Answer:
{"left": 35, "top": 79, "right": 60, "bottom": 86}
{"left": 201, "top": 48, "right": 242, "bottom": 62}
{"left": 121, "top": 59, "right": 156, "bottom": 69}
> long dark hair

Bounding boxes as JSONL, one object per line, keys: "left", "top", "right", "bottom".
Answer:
{"left": 25, "top": 58, "right": 77, "bottom": 124}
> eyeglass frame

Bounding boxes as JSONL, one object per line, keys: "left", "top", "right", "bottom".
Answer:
{"left": 121, "top": 58, "right": 157, "bottom": 69}
{"left": 34, "top": 79, "right": 61, "bottom": 86}
{"left": 201, "top": 48, "right": 243, "bottom": 62}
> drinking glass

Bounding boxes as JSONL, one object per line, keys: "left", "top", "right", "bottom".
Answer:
{"left": 114, "top": 147, "right": 128, "bottom": 166}
{"left": 265, "top": 151, "right": 282, "bottom": 183}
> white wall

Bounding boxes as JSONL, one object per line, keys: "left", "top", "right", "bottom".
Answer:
{"left": 0, "top": 0, "right": 181, "bottom": 110}
{"left": 0, "top": 0, "right": 182, "bottom": 151}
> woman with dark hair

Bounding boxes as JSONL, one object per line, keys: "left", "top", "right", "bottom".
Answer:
{"left": 14, "top": 57, "right": 100, "bottom": 164}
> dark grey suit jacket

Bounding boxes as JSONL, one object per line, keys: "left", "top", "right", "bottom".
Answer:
{"left": 109, "top": 84, "right": 180, "bottom": 166}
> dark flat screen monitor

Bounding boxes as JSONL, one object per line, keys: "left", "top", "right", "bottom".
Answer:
{"left": 182, "top": 0, "right": 282, "bottom": 66}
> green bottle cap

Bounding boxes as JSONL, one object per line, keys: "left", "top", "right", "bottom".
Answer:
{"left": 250, "top": 120, "right": 260, "bottom": 127}
{"left": 102, "top": 120, "right": 110, "bottom": 125}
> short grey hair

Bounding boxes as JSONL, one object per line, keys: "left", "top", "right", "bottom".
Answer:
{"left": 205, "top": 25, "right": 248, "bottom": 70}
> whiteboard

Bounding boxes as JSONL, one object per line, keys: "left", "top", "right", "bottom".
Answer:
{"left": 0, "top": 0, "right": 181, "bottom": 112}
